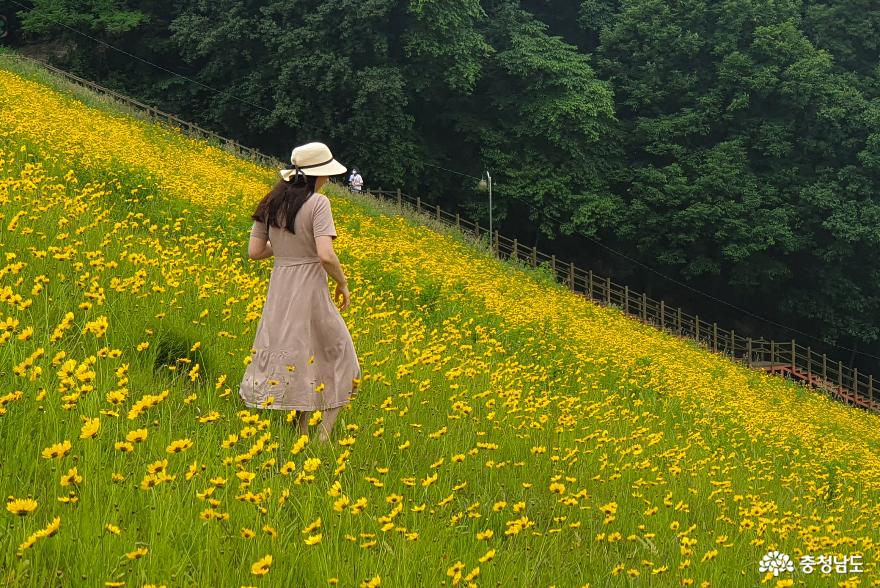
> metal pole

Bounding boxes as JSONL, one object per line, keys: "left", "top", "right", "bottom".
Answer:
{"left": 488, "top": 171, "right": 493, "bottom": 238}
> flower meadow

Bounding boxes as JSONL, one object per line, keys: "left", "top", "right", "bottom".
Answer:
{"left": 1, "top": 57, "right": 880, "bottom": 588}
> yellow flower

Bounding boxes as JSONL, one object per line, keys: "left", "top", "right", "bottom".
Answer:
{"left": 105, "top": 523, "right": 122, "bottom": 535}
{"left": 80, "top": 417, "right": 101, "bottom": 439}
{"left": 115, "top": 441, "right": 135, "bottom": 453}
{"left": 308, "top": 410, "right": 323, "bottom": 426}
{"left": 359, "top": 576, "right": 381, "bottom": 588}
{"left": 6, "top": 498, "right": 38, "bottom": 516}
{"left": 251, "top": 554, "right": 273, "bottom": 576}
{"left": 60, "top": 467, "right": 82, "bottom": 487}
{"left": 291, "top": 434, "right": 309, "bottom": 455}
{"left": 126, "top": 546, "right": 149, "bottom": 559}
{"left": 304, "top": 533, "right": 323, "bottom": 545}
{"left": 41, "top": 440, "right": 72, "bottom": 459}
{"left": 302, "top": 517, "right": 322, "bottom": 534}
{"left": 166, "top": 438, "right": 194, "bottom": 453}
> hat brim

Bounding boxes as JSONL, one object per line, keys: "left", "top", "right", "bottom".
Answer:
{"left": 279, "top": 160, "right": 347, "bottom": 181}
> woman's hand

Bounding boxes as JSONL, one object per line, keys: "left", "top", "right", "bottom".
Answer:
{"left": 334, "top": 282, "right": 350, "bottom": 312}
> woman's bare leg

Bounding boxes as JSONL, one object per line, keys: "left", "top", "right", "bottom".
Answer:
{"left": 296, "top": 410, "right": 310, "bottom": 435}
{"left": 318, "top": 406, "right": 343, "bottom": 442}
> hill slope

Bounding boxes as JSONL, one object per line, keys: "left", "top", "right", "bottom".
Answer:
{"left": 1, "top": 56, "right": 879, "bottom": 587}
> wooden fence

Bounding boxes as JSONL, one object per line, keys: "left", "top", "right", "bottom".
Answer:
{"left": 9, "top": 53, "right": 878, "bottom": 414}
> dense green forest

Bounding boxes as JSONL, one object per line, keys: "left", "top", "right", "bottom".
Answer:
{"left": 3, "top": 0, "right": 880, "bottom": 373}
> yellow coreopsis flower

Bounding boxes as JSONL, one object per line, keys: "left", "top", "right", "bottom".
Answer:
{"left": 115, "top": 441, "right": 134, "bottom": 453}
{"left": 251, "top": 554, "right": 273, "bottom": 576}
{"left": 360, "top": 576, "right": 381, "bottom": 588}
{"left": 302, "top": 517, "right": 322, "bottom": 534}
{"left": 166, "top": 438, "right": 194, "bottom": 453}
{"left": 479, "top": 549, "right": 496, "bottom": 563}
{"left": 60, "top": 467, "right": 82, "bottom": 487}
{"left": 126, "top": 546, "right": 148, "bottom": 559}
{"left": 6, "top": 497, "right": 38, "bottom": 516}
{"left": 41, "top": 440, "right": 72, "bottom": 459}
{"left": 304, "top": 533, "right": 322, "bottom": 545}
{"left": 80, "top": 417, "right": 101, "bottom": 439}
{"left": 126, "top": 429, "right": 148, "bottom": 443}
{"left": 291, "top": 434, "right": 309, "bottom": 455}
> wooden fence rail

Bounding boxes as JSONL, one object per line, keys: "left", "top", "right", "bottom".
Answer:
{"left": 11, "top": 53, "right": 878, "bottom": 414}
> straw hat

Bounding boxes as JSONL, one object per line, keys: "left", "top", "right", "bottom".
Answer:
{"left": 280, "top": 142, "right": 347, "bottom": 181}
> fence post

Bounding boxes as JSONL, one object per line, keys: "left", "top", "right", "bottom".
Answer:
{"left": 588, "top": 270, "right": 594, "bottom": 299}
{"left": 494, "top": 230, "right": 499, "bottom": 256}
{"left": 822, "top": 354, "right": 827, "bottom": 383}
{"left": 456, "top": 212, "right": 460, "bottom": 229}
{"left": 747, "top": 338, "right": 753, "bottom": 367}
{"left": 397, "top": 188, "right": 402, "bottom": 206}
{"left": 641, "top": 292, "right": 647, "bottom": 322}
{"left": 475, "top": 220, "right": 480, "bottom": 240}
{"left": 531, "top": 247, "right": 537, "bottom": 268}
{"left": 660, "top": 300, "right": 665, "bottom": 331}
{"left": 854, "top": 368, "right": 859, "bottom": 398}
{"left": 713, "top": 322, "right": 718, "bottom": 352}
{"left": 417, "top": 197, "right": 421, "bottom": 213}
{"left": 551, "top": 255, "right": 556, "bottom": 277}
{"left": 730, "top": 329, "right": 735, "bottom": 356}
{"left": 694, "top": 315, "right": 699, "bottom": 341}
{"left": 791, "top": 340, "right": 796, "bottom": 371}
{"left": 838, "top": 360, "right": 843, "bottom": 390}
{"left": 870, "top": 375, "right": 874, "bottom": 405}
{"left": 606, "top": 277, "right": 611, "bottom": 305}
{"left": 570, "top": 263, "right": 575, "bottom": 291}
{"left": 436, "top": 204, "right": 441, "bottom": 221}
{"left": 677, "top": 308, "right": 682, "bottom": 336}
{"left": 807, "top": 347, "right": 812, "bottom": 385}
{"left": 771, "top": 341, "right": 776, "bottom": 365}
{"left": 624, "top": 286, "right": 629, "bottom": 314}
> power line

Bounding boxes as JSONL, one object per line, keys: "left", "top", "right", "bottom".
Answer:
{"left": 8, "top": 2, "right": 878, "bottom": 361}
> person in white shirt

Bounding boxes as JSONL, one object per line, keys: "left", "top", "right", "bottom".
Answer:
{"left": 349, "top": 169, "right": 363, "bottom": 192}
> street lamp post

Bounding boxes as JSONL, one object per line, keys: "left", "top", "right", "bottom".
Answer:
{"left": 479, "top": 170, "right": 493, "bottom": 239}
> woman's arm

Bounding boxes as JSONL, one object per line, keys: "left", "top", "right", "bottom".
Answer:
{"left": 316, "top": 236, "right": 347, "bottom": 286}
{"left": 249, "top": 237, "right": 274, "bottom": 260}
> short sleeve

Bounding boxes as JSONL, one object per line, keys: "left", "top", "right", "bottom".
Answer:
{"left": 250, "top": 219, "right": 268, "bottom": 240}
{"left": 312, "top": 195, "right": 337, "bottom": 240}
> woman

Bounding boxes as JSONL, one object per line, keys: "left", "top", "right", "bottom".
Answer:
{"left": 239, "top": 142, "right": 361, "bottom": 442}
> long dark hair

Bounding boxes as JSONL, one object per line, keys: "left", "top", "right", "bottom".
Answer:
{"left": 252, "top": 173, "right": 318, "bottom": 235}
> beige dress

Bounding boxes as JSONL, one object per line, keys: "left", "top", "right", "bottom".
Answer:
{"left": 239, "top": 192, "right": 361, "bottom": 411}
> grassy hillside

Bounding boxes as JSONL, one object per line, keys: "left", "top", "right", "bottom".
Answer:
{"left": 1, "top": 53, "right": 879, "bottom": 588}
